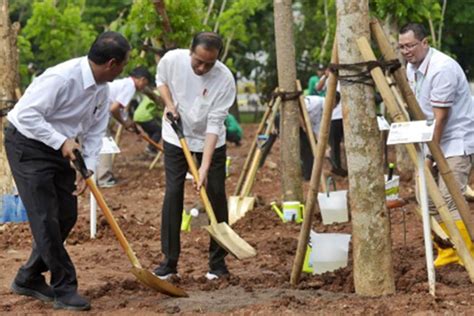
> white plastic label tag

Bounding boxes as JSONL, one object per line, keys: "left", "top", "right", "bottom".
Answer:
{"left": 377, "top": 116, "right": 391, "bottom": 131}
{"left": 100, "top": 136, "right": 121, "bottom": 154}
{"left": 387, "top": 120, "right": 435, "bottom": 145}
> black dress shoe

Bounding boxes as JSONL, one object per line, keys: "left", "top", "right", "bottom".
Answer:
{"left": 11, "top": 279, "right": 55, "bottom": 302}
{"left": 53, "top": 293, "right": 91, "bottom": 311}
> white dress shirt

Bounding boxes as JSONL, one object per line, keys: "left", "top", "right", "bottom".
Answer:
{"left": 108, "top": 77, "right": 136, "bottom": 107}
{"left": 331, "top": 82, "right": 342, "bottom": 120}
{"left": 304, "top": 95, "right": 324, "bottom": 136}
{"left": 156, "top": 49, "right": 236, "bottom": 152}
{"left": 406, "top": 48, "right": 474, "bottom": 157}
{"left": 7, "top": 57, "right": 110, "bottom": 170}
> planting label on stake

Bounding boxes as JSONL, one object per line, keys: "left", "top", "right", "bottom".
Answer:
{"left": 387, "top": 120, "right": 435, "bottom": 145}
{"left": 100, "top": 136, "right": 121, "bottom": 154}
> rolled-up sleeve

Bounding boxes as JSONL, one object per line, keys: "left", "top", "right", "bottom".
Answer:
{"left": 156, "top": 54, "right": 171, "bottom": 88}
{"left": 430, "top": 67, "right": 456, "bottom": 108}
{"left": 206, "top": 78, "right": 236, "bottom": 135}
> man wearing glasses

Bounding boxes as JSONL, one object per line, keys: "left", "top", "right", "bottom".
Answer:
{"left": 398, "top": 23, "right": 474, "bottom": 267}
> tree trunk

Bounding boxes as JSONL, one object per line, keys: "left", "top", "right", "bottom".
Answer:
{"left": 336, "top": 0, "right": 395, "bottom": 296}
{"left": 152, "top": 0, "right": 175, "bottom": 49}
{"left": 382, "top": 15, "right": 415, "bottom": 178}
{"left": 0, "top": 0, "right": 19, "bottom": 195}
{"left": 273, "top": 0, "right": 303, "bottom": 201}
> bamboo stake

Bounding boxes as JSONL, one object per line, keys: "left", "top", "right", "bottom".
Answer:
{"left": 357, "top": 36, "right": 474, "bottom": 283}
{"left": 290, "top": 41, "right": 338, "bottom": 285}
{"left": 370, "top": 18, "right": 474, "bottom": 241}
{"left": 296, "top": 80, "right": 327, "bottom": 193}
{"left": 149, "top": 151, "right": 162, "bottom": 170}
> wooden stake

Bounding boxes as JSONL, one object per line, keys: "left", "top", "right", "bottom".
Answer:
{"left": 357, "top": 36, "right": 474, "bottom": 283}
{"left": 290, "top": 40, "right": 338, "bottom": 286}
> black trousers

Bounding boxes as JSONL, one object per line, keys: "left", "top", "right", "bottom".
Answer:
{"left": 4, "top": 125, "right": 78, "bottom": 297}
{"left": 299, "top": 128, "right": 313, "bottom": 181}
{"left": 161, "top": 141, "right": 228, "bottom": 271}
{"left": 329, "top": 119, "right": 344, "bottom": 170}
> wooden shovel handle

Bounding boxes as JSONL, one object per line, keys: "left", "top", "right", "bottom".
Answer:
{"left": 72, "top": 150, "right": 141, "bottom": 268}
{"left": 166, "top": 113, "right": 218, "bottom": 225}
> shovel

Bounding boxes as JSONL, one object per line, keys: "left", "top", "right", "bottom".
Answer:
{"left": 166, "top": 113, "right": 257, "bottom": 260}
{"left": 228, "top": 97, "right": 281, "bottom": 224}
{"left": 71, "top": 149, "right": 187, "bottom": 297}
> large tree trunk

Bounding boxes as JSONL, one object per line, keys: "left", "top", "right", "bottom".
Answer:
{"left": 336, "top": 0, "right": 395, "bottom": 296}
{"left": 273, "top": 0, "right": 303, "bottom": 201}
{"left": 0, "top": 0, "right": 19, "bottom": 195}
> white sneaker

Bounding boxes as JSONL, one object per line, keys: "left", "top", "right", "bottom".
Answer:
{"left": 205, "top": 272, "right": 219, "bottom": 280}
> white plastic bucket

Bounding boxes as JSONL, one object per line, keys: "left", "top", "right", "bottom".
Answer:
{"left": 310, "top": 231, "right": 351, "bottom": 275}
{"left": 317, "top": 190, "right": 348, "bottom": 225}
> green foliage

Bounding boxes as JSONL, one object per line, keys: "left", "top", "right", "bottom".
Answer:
{"left": 19, "top": 0, "right": 96, "bottom": 79}
{"left": 117, "top": 0, "right": 205, "bottom": 76}
{"left": 371, "top": 0, "right": 441, "bottom": 24}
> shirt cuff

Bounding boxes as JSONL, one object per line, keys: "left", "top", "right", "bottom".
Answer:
{"left": 84, "top": 157, "right": 97, "bottom": 172}
{"left": 46, "top": 131, "right": 68, "bottom": 150}
{"left": 206, "top": 124, "right": 221, "bottom": 135}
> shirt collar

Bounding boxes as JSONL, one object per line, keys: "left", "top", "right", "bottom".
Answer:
{"left": 415, "top": 47, "right": 433, "bottom": 77}
{"left": 80, "top": 57, "right": 98, "bottom": 90}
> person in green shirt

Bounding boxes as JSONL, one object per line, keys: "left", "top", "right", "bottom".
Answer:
{"left": 307, "top": 63, "right": 326, "bottom": 96}
{"left": 224, "top": 113, "right": 242, "bottom": 146}
{"left": 133, "top": 95, "right": 162, "bottom": 154}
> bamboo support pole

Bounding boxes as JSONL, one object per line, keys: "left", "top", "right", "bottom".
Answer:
{"left": 370, "top": 19, "right": 474, "bottom": 241}
{"left": 290, "top": 41, "right": 338, "bottom": 285}
{"left": 357, "top": 36, "right": 474, "bottom": 283}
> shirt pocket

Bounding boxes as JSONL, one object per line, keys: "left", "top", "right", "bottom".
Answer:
{"left": 189, "top": 95, "right": 211, "bottom": 134}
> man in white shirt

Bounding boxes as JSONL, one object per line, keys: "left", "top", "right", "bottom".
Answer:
{"left": 300, "top": 92, "right": 341, "bottom": 180}
{"left": 154, "top": 32, "right": 236, "bottom": 280}
{"left": 399, "top": 23, "right": 474, "bottom": 267}
{"left": 97, "top": 67, "right": 152, "bottom": 188}
{"left": 4, "top": 32, "right": 130, "bottom": 310}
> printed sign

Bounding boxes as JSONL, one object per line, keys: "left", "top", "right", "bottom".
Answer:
{"left": 387, "top": 120, "right": 435, "bottom": 145}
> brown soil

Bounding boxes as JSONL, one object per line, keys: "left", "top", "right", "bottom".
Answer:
{"left": 1, "top": 124, "right": 474, "bottom": 315}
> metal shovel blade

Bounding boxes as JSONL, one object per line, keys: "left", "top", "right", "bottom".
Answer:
{"left": 228, "top": 196, "right": 255, "bottom": 225}
{"left": 204, "top": 222, "right": 257, "bottom": 260}
{"left": 131, "top": 267, "right": 188, "bottom": 297}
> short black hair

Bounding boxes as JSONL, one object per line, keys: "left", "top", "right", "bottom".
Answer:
{"left": 88, "top": 31, "right": 131, "bottom": 65}
{"left": 191, "top": 32, "right": 223, "bottom": 55}
{"left": 399, "top": 23, "right": 428, "bottom": 41}
{"left": 130, "top": 66, "right": 152, "bottom": 83}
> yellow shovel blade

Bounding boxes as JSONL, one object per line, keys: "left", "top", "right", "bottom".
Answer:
{"left": 466, "top": 185, "right": 474, "bottom": 201}
{"left": 131, "top": 267, "right": 188, "bottom": 297}
{"left": 205, "top": 222, "right": 257, "bottom": 260}
{"left": 228, "top": 196, "right": 255, "bottom": 225}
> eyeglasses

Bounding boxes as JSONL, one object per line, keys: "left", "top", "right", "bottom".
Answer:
{"left": 398, "top": 41, "right": 421, "bottom": 51}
